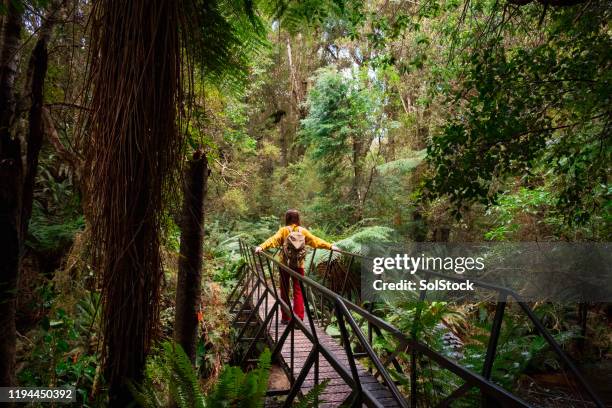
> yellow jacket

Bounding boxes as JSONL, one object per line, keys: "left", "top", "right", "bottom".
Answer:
{"left": 260, "top": 224, "right": 332, "bottom": 267}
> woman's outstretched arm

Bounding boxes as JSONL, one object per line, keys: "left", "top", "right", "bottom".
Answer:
{"left": 256, "top": 227, "right": 285, "bottom": 252}
{"left": 302, "top": 228, "right": 334, "bottom": 250}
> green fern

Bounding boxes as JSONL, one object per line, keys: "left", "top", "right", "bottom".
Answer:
{"left": 127, "top": 376, "right": 163, "bottom": 408}
{"left": 130, "top": 343, "right": 271, "bottom": 408}
{"left": 27, "top": 210, "right": 85, "bottom": 253}
{"left": 306, "top": 226, "right": 396, "bottom": 267}
{"left": 75, "top": 291, "right": 101, "bottom": 336}
{"left": 183, "top": 0, "right": 268, "bottom": 93}
{"left": 293, "top": 379, "right": 330, "bottom": 408}
{"left": 375, "top": 150, "right": 427, "bottom": 175}
{"left": 129, "top": 342, "right": 204, "bottom": 408}
{"left": 167, "top": 342, "right": 205, "bottom": 408}
{"left": 207, "top": 348, "right": 271, "bottom": 408}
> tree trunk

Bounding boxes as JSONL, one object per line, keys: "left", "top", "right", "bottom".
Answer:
{"left": 351, "top": 137, "right": 365, "bottom": 221}
{"left": 433, "top": 227, "right": 450, "bottom": 242}
{"left": 175, "top": 151, "right": 209, "bottom": 362}
{"left": 286, "top": 37, "right": 308, "bottom": 120}
{"left": 0, "top": 1, "right": 23, "bottom": 387}
{"left": 0, "top": 0, "right": 57, "bottom": 386}
{"left": 21, "top": 16, "right": 52, "bottom": 245}
{"left": 86, "top": 1, "right": 182, "bottom": 404}
{"left": 0, "top": 2, "right": 22, "bottom": 123}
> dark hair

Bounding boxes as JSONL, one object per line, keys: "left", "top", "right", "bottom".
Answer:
{"left": 285, "top": 209, "right": 300, "bottom": 226}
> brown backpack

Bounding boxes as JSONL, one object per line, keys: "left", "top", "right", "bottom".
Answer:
{"left": 283, "top": 226, "right": 307, "bottom": 269}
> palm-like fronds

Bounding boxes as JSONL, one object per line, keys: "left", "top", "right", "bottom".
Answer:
{"left": 306, "top": 225, "right": 396, "bottom": 268}
{"left": 262, "top": 0, "right": 352, "bottom": 35}
{"left": 376, "top": 150, "right": 427, "bottom": 175}
{"left": 182, "top": 0, "right": 268, "bottom": 92}
{"left": 166, "top": 342, "right": 206, "bottom": 408}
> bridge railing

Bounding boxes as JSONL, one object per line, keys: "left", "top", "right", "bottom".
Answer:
{"left": 228, "top": 240, "right": 600, "bottom": 407}
{"left": 299, "top": 247, "right": 603, "bottom": 408}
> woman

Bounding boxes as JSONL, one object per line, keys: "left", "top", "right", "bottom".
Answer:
{"left": 255, "top": 209, "right": 339, "bottom": 323}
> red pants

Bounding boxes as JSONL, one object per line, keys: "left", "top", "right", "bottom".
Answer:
{"left": 279, "top": 267, "right": 305, "bottom": 321}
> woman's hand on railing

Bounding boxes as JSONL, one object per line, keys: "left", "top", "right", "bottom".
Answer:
{"left": 255, "top": 246, "right": 263, "bottom": 253}
{"left": 331, "top": 245, "right": 340, "bottom": 251}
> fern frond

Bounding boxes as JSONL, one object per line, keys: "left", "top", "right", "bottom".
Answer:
{"left": 127, "top": 375, "right": 164, "bottom": 408}
{"left": 131, "top": 342, "right": 272, "bottom": 408}
{"left": 129, "top": 341, "right": 205, "bottom": 408}
{"left": 261, "top": 0, "right": 352, "bottom": 35}
{"left": 305, "top": 226, "right": 396, "bottom": 268}
{"left": 376, "top": 150, "right": 426, "bottom": 175}
{"left": 206, "top": 348, "right": 271, "bottom": 407}
{"left": 166, "top": 342, "right": 206, "bottom": 408}
{"left": 294, "top": 379, "right": 330, "bottom": 408}
{"left": 182, "top": 0, "right": 268, "bottom": 94}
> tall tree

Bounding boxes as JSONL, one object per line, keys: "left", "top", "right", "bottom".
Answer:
{"left": 84, "top": 0, "right": 265, "bottom": 402}
{"left": 0, "top": 0, "right": 61, "bottom": 386}
{"left": 0, "top": 0, "right": 24, "bottom": 387}
{"left": 85, "top": 0, "right": 182, "bottom": 403}
{"left": 174, "top": 150, "right": 209, "bottom": 362}
{"left": 300, "top": 67, "right": 385, "bottom": 225}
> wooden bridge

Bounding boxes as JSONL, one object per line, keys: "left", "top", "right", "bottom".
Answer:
{"left": 228, "top": 240, "right": 604, "bottom": 407}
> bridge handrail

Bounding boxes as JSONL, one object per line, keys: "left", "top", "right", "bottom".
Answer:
{"left": 299, "top": 243, "right": 603, "bottom": 408}
{"left": 236, "top": 242, "right": 402, "bottom": 406}
{"left": 237, "top": 241, "right": 535, "bottom": 407}
{"left": 237, "top": 240, "right": 603, "bottom": 408}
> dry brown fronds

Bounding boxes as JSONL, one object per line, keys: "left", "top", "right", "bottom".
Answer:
{"left": 199, "top": 281, "right": 232, "bottom": 391}
{"left": 52, "top": 227, "right": 95, "bottom": 312}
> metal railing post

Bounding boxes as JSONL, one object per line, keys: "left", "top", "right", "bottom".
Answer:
{"left": 319, "top": 249, "right": 334, "bottom": 320}
{"left": 481, "top": 292, "right": 507, "bottom": 407}
{"left": 339, "top": 254, "right": 355, "bottom": 297}
{"left": 300, "top": 279, "right": 320, "bottom": 404}
{"left": 337, "top": 300, "right": 409, "bottom": 408}
{"left": 410, "top": 276, "right": 429, "bottom": 407}
{"left": 335, "top": 299, "right": 363, "bottom": 404}
{"left": 262, "top": 255, "right": 280, "bottom": 342}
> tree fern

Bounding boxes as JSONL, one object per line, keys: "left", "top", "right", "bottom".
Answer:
{"left": 376, "top": 150, "right": 426, "bottom": 175}
{"left": 305, "top": 225, "right": 396, "bottom": 267}
{"left": 183, "top": 0, "right": 268, "bottom": 93}
{"left": 261, "top": 0, "right": 360, "bottom": 36}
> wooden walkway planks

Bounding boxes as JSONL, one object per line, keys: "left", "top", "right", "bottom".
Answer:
{"left": 252, "top": 289, "right": 401, "bottom": 407}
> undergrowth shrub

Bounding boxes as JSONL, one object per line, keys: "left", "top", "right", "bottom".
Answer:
{"left": 18, "top": 289, "right": 103, "bottom": 407}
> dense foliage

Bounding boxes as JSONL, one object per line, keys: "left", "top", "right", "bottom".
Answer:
{"left": 2, "top": 0, "right": 609, "bottom": 406}
{"left": 427, "top": 2, "right": 611, "bottom": 230}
